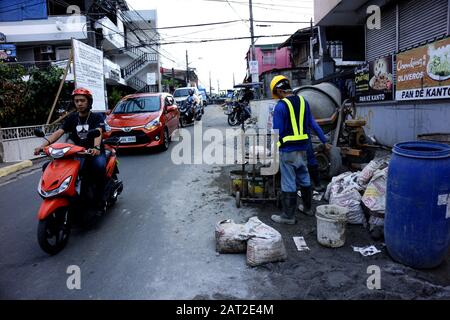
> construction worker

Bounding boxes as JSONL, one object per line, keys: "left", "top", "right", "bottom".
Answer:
{"left": 270, "top": 75, "right": 331, "bottom": 224}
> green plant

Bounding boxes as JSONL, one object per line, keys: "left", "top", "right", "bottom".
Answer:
{"left": 0, "top": 63, "right": 65, "bottom": 127}
{"left": 108, "top": 87, "right": 125, "bottom": 110}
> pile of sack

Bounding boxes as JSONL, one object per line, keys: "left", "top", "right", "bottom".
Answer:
{"left": 324, "top": 157, "right": 390, "bottom": 239}
{"left": 215, "top": 217, "right": 287, "bottom": 267}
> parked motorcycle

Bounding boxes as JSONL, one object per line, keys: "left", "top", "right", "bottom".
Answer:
{"left": 178, "top": 97, "right": 202, "bottom": 127}
{"left": 226, "top": 101, "right": 251, "bottom": 126}
{"left": 34, "top": 129, "right": 123, "bottom": 255}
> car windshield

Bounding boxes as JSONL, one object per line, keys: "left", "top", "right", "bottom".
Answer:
{"left": 113, "top": 96, "right": 160, "bottom": 114}
{"left": 173, "top": 89, "right": 190, "bottom": 97}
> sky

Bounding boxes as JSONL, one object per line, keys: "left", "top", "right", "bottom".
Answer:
{"left": 127, "top": 0, "right": 314, "bottom": 92}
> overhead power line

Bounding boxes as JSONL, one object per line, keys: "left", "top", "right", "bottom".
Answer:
{"left": 132, "top": 33, "right": 294, "bottom": 47}
{"left": 156, "top": 19, "right": 243, "bottom": 30}
{"left": 200, "top": 0, "right": 313, "bottom": 9}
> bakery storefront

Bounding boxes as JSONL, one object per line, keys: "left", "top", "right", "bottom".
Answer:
{"left": 316, "top": 0, "right": 450, "bottom": 147}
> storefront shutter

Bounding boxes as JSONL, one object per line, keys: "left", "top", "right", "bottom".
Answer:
{"left": 366, "top": 5, "right": 397, "bottom": 62}
{"left": 399, "top": 0, "right": 448, "bottom": 51}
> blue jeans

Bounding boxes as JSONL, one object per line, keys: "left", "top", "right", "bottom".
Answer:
{"left": 280, "top": 151, "right": 311, "bottom": 192}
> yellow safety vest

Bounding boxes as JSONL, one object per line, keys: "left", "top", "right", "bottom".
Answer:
{"left": 277, "top": 96, "right": 309, "bottom": 147}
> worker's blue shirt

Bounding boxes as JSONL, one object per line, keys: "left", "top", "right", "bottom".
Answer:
{"left": 273, "top": 95, "right": 327, "bottom": 152}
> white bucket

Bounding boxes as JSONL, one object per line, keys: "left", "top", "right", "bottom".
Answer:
{"left": 316, "top": 205, "right": 348, "bottom": 248}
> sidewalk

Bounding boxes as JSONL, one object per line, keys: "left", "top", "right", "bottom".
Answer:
{"left": 0, "top": 157, "right": 46, "bottom": 179}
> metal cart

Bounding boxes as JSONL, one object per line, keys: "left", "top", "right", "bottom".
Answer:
{"left": 230, "top": 131, "right": 281, "bottom": 208}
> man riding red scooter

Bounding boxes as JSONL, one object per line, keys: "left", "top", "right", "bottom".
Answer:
{"left": 34, "top": 88, "right": 123, "bottom": 254}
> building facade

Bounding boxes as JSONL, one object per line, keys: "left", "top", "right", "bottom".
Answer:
{"left": 0, "top": 0, "right": 161, "bottom": 100}
{"left": 315, "top": 0, "right": 450, "bottom": 146}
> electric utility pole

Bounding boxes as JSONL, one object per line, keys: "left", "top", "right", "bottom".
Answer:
{"left": 249, "top": 0, "right": 256, "bottom": 62}
{"left": 209, "top": 71, "right": 212, "bottom": 96}
{"left": 186, "top": 50, "right": 189, "bottom": 85}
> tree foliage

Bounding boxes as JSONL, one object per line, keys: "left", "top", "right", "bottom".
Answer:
{"left": 0, "top": 63, "right": 66, "bottom": 127}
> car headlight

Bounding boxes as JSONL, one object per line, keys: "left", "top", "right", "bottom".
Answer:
{"left": 105, "top": 121, "right": 112, "bottom": 132}
{"left": 38, "top": 176, "right": 72, "bottom": 198}
{"left": 144, "top": 117, "right": 160, "bottom": 130}
{"left": 48, "top": 146, "right": 71, "bottom": 159}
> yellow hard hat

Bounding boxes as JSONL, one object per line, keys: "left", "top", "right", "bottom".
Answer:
{"left": 270, "top": 75, "right": 289, "bottom": 99}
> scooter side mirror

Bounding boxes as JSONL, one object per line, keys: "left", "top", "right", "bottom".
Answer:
{"left": 34, "top": 128, "right": 45, "bottom": 138}
{"left": 87, "top": 129, "right": 101, "bottom": 139}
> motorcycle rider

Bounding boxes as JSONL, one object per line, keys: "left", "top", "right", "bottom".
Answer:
{"left": 187, "top": 88, "right": 201, "bottom": 117}
{"left": 34, "top": 87, "right": 107, "bottom": 214}
{"left": 239, "top": 87, "right": 253, "bottom": 121}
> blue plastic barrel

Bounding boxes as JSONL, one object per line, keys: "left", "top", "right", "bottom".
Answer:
{"left": 385, "top": 141, "right": 450, "bottom": 269}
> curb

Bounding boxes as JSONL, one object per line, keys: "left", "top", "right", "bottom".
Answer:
{"left": 0, "top": 160, "right": 33, "bottom": 178}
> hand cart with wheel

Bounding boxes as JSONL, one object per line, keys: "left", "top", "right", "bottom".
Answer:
{"left": 230, "top": 131, "right": 281, "bottom": 208}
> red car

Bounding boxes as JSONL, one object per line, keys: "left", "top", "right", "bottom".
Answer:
{"left": 104, "top": 93, "right": 179, "bottom": 150}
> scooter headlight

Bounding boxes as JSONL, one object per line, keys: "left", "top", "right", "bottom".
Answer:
{"left": 48, "top": 146, "right": 71, "bottom": 159}
{"left": 38, "top": 176, "right": 72, "bottom": 198}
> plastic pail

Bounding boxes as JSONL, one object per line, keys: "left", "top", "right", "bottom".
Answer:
{"left": 316, "top": 205, "right": 348, "bottom": 248}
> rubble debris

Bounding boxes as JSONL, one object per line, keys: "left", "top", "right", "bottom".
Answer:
{"left": 245, "top": 217, "right": 287, "bottom": 267}
{"left": 293, "top": 236, "right": 310, "bottom": 251}
{"left": 215, "top": 219, "right": 248, "bottom": 253}
{"left": 352, "top": 245, "right": 382, "bottom": 256}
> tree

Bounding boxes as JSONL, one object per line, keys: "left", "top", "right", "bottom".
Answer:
{"left": 0, "top": 63, "right": 65, "bottom": 127}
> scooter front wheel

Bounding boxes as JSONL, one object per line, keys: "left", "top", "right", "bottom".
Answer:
{"left": 37, "top": 207, "right": 71, "bottom": 255}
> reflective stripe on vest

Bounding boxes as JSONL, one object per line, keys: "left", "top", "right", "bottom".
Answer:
{"left": 277, "top": 96, "right": 309, "bottom": 147}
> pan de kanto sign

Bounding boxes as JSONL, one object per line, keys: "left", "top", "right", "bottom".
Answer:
{"left": 72, "top": 39, "right": 107, "bottom": 111}
{"left": 396, "top": 37, "right": 450, "bottom": 101}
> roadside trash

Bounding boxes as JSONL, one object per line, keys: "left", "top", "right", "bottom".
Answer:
{"left": 215, "top": 219, "right": 248, "bottom": 253}
{"left": 357, "top": 157, "right": 390, "bottom": 187}
{"left": 316, "top": 205, "right": 348, "bottom": 248}
{"left": 325, "top": 171, "right": 363, "bottom": 202}
{"left": 245, "top": 217, "right": 287, "bottom": 267}
{"left": 352, "top": 245, "right": 382, "bottom": 256}
{"left": 313, "top": 191, "right": 324, "bottom": 201}
{"left": 329, "top": 188, "right": 365, "bottom": 225}
{"left": 293, "top": 236, "right": 310, "bottom": 251}
{"left": 362, "top": 167, "right": 388, "bottom": 238}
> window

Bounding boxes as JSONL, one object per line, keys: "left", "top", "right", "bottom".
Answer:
{"left": 262, "top": 50, "right": 276, "bottom": 65}
{"left": 327, "top": 41, "right": 343, "bottom": 59}
{"left": 55, "top": 47, "right": 71, "bottom": 61}
{"left": 113, "top": 97, "right": 161, "bottom": 114}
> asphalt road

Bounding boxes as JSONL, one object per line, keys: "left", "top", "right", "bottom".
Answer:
{"left": 2, "top": 104, "right": 449, "bottom": 300}
{"left": 0, "top": 105, "right": 260, "bottom": 299}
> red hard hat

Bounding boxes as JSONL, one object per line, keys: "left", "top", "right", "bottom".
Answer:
{"left": 72, "top": 87, "right": 93, "bottom": 98}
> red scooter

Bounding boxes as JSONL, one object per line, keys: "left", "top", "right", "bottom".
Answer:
{"left": 34, "top": 129, "right": 123, "bottom": 255}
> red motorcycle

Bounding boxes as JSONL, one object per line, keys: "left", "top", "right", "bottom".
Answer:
{"left": 34, "top": 129, "right": 123, "bottom": 255}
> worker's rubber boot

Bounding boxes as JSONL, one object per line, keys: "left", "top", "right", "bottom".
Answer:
{"left": 299, "top": 186, "right": 314, "bottom": 216}
{"left": 308, "top": 165, "right": 325, "bottom": 192}
{"left": 271, "top": 192, "right": 297, "bottom": 225}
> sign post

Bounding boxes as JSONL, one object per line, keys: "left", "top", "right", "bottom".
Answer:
{"left": 72, "top": 38, "right": 106, "bottom": 111}
{"left": 46, "top": 49, "right": 73, "bottom": 124}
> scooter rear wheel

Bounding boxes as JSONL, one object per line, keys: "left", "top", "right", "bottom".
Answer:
{"left": 37, "top": 207, "right": 71, "bottom": 255}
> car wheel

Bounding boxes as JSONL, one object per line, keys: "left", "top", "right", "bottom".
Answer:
{"left": 161, "top": 127, "right": 170, "bottom": 151}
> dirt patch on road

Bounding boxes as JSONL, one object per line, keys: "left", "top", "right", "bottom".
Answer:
{"left": 213, "top": 165, "right": 450, "bottom": 300}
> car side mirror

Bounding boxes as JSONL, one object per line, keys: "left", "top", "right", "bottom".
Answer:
{"left": 34, "top": 128, "right": 45, "bottom": 138}
{"left": 106, "top": 109, "right": 112, "bottom": 115}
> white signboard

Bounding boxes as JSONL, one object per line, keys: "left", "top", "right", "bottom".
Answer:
{"left": 72, "top": 39, "right": 106, "bottom": 111}
{"left": 147, "top": 72, "right": 156, "bottom": 85}
{"left": 249, "top": 60, "right": 259, "bottom": 75}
